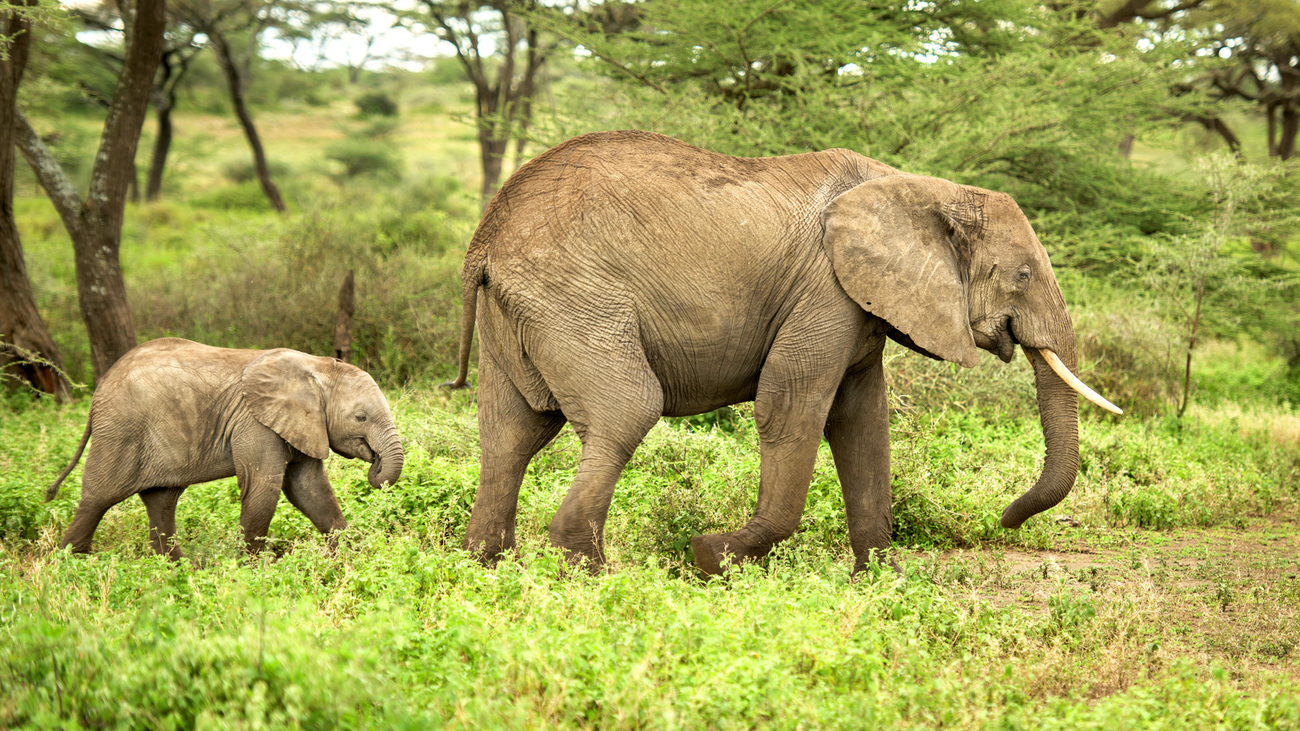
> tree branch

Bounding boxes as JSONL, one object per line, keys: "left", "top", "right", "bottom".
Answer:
{"left": 84, "top": 0, "right": 166, "bottom": 220}
{"left": 13, "top": 110, "right": 84, "bottom": 236}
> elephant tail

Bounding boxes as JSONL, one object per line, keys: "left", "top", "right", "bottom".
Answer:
{"left": 46, "top": 413, "right": 92, "bottom": 502}
{"left": 442, "top": 249, "right": 486, "bottom": 390}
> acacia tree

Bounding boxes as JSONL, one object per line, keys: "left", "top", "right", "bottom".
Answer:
{"left": 146, "top": 23, "right": 202, "bottom": 199}
{"left": 176, "top": 0, "right": 286, "bottom": 211}
{"left": 407, "top": 0, "right": 559, "bottom": 202}
{"left": 0, "top": 0, "right": 68, "bottom": 399}
{"left": 15, "top": 0, "right": 167, "bottom": 381}
{"left": 1098, "top": 0, "right": 1300, "bottom": 159}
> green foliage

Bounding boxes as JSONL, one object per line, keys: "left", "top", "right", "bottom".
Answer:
{"left": 551, "top": 0, "right": 1300, "bottom": 413}
{"left": 325, "top": 137, "right": 403, "bottom": 180}
{"left": 221, "top": 156, "right": 293, "bottom": 185}
{"left": 2, "top": 390, "right": 1300, "bottom": 727}
{"left": 355, "top": 91, "right": 399, "bottom": 117}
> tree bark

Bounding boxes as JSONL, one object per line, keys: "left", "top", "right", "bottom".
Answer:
{"left": 211, "top": 31, "right": 286, "bottom": 213}
{"left": 1280, "top": 104, "right": 1298, "bottom": 161}
{"left": 146, "top": 49, "right": 190, "bottom": 201}
{"left": 15, "top": 0, "right": 166, "bottom": 381}
{"left": 0, "top": 0, "right": 69, "bottom": 399}
{"left": 1117, "top": 134, "right": 1134, "bottom": 158}
{"left": 146, "top": 95, "right": 174, "bottom": 200}
{"left": 479, "top": 129, "right": 509, "bottom": 203}
{"left": 425, "top": 3, "right": 552, "bottom": 205}
{"left": 1201, "top": 116, "right": 1242, "bottom": 157}
{"left": 333, "top": 269, "right": 355, "bottom": 363}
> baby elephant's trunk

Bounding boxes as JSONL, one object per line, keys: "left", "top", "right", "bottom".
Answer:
{"left": 367, "top": 421, "right": 404, "bottom": 489}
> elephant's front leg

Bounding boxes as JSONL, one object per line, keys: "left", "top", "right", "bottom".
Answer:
{"left": 140, "top": 486, "right": 187, "bottom": 560}
{"left": 283, "top": 459, "right": 347, "bottom": 545}
{"left": 233, "top": 429, "right": 290, "bottom": 554}
{"left": 692, "top": 340, "right": 847, "bottom": 576}
{"left": 824, "top": 352, "right": 893, "bottom": 575}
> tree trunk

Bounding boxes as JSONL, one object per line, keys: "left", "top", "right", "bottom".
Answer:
{"left": 1188, "top": 115, "right": 1242, "bottom": 157}
{"left": 212, "top": 32, "right": 286, "bottom": 213}
{"left": 14, "top": 0, "right": 165, "bottom": 381}
{"left": 146, "top": 97, "right": 174, "bottom": 200}
{"left": 0, "top": 0, "right": 68, "bottom": 399}
{"left": 16, "top": 116, "right": 141, "bottom": 382}
{"left": 1266, "top": 102, "right": 1278, "bottom": 157}
{"left": 1280, "top": 103, "right": 1298, "bottom": 161}
{"left": 1117, "top": 134, "right": 1134, "bottom": 158}
{"left": 146, "top": 50, "right": 188, "bottom": 201}
{"left": 479, "top": 129, "right": 509, "bottom": 203}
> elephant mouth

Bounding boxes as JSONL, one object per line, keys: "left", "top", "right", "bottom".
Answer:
{"left": 973, "top": 316, "right": 1016, "bottom": 363}
{"left": 357, "top": 441, "right": 375, "bottom": 463}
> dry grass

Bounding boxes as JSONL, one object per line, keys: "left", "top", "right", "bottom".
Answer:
{"left": 1189, "top": 402, "right": 1300, "bottom": 449}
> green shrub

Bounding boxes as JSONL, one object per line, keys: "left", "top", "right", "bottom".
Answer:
{"left": 220, "top": 156, "right": 292, "bottom": 184}
{"left": 325, "top": 138, "right": 402, "bottom": 180}
{"left": 355, "top": 91, "right": 398, "bottom": 117}
{"left": 191, "top": 180, "right": 281, "bottom": 211}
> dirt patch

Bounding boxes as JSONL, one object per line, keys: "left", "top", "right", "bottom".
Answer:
{"left": 908, "top": 522, "right": 1300, "bottom": 682}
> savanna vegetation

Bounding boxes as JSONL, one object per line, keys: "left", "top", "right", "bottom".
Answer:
{"left": 1, "top": 0, "right": 1298, "bottom": 727}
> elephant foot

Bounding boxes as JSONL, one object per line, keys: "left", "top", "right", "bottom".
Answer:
{"left": 464, "top": 533, "right": 515, "bottom": 568}
{"left": 552, "top": 542, "right": 607, "bottom": 575}
{"left": 850, "top": 548, "right": 902, "bottom": 579}
{"left": 691, "top": 533, "right": 769, "bottom": 576}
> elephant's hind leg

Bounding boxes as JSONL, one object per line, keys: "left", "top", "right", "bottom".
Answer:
{"left": 61, "top": 443, "right": 141, "bottom": 554}
{"left": 62, "top": 495, "right": 117, "bottom": 554}
{"left": 140, "top": 486, "right": 187, "bottom": 560}
{"left": 542, "top": 351, "right": 663, "bottom": 570}
{"left": 465, "top": 352, "right": 566, "bottom": 564}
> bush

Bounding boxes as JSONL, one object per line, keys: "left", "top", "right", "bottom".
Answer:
{"left": 325, "top": 138, "right": 402, "bottom": 180}
{"left": 354, "top": 91, "right": 398, "bottom": 117}
{"left": 190, "top": 181, "right": 281, "bottom": 211}
{"left": 126, "top": 197, "right": 470, "bottom": 386}
{"left": 220, "top": 156, "right": 291, "bottom": 184}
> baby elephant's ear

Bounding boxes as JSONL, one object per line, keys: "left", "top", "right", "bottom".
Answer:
{"left": 241, "top": 349, "right": 330, "bottom": 459}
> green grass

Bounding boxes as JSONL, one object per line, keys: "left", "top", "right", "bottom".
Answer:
{"left": 5, "top": 85, "right": 1300, "bottom": 729}
{"left": 2, "top": 382, "right": 1298, "bottom": 728}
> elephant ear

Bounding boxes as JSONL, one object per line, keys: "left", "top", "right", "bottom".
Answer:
{"left": 241, "top": 349, "right": 330, "bottom": 459}
{"left": 821, "top": 175, "right": 981, "bottom": 368}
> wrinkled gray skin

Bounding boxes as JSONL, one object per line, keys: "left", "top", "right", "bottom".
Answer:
{"left": 46, "top": 338, "right": 404, "bottom": 558}
{"left": 448, "top": 130, "right": 1082, "bottom": 575}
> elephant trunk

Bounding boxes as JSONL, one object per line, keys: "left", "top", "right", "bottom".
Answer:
{"left": 1000, "top": 347, "right": 1080, "bottom": 529}
{"left": 367, "top": 420, "right": 404, "bottom": 489}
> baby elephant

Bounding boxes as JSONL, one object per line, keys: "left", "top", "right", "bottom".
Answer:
{"left": 45, "top": 338, "right": 404, "bottom": 558}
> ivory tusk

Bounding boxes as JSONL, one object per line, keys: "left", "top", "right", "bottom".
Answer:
{"left": 1030, "top": 348, "right": 1124, "bottom": 415}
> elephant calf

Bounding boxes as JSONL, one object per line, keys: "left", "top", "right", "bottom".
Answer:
{"left": 45, "top": 338, "right": 404, "bottom": 558}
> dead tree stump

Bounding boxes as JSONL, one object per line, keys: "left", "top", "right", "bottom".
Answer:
{"left": 333, "top": 269, "right": 355, "bottom": 363}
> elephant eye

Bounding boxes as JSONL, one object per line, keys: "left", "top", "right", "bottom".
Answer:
{"left": 355, "top": 414, "right": 367, "bottom": 423}
{"left": 1015, "top": 267, "right": 1032, "bottom": 284}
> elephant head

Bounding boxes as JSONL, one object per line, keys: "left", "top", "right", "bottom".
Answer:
{"left": 241, "top": 350, "right": 405, "bottom": 490}
{"left": 822, "top": 174, "right": 1119, "bottom": 529}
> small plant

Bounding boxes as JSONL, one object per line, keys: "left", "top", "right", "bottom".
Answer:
{"left": 220, "top": 157, "right": 291, "bottom": 184}
{"left": 1137, "top": 155, "right": 1289, "bottom": 417}
{"left": 325, "top": 138, "right": 402, "bottom": 180}
{"left": 355, "top": 91, "right": 398, "bottom": 117}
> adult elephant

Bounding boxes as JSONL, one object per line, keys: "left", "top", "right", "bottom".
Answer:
{"left": 446, "top": 130, "right": 1119, "bottom": 575}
